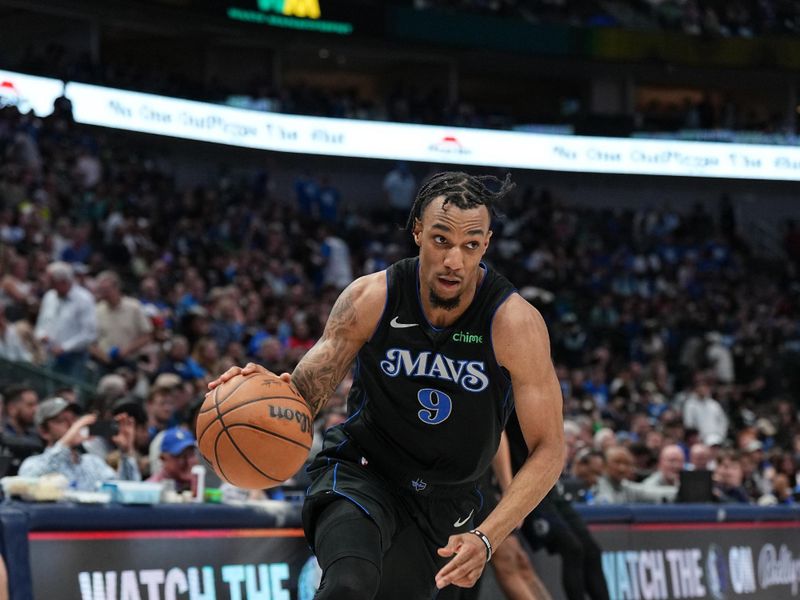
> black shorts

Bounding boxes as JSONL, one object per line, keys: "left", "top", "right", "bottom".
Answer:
{"left": 302, "top": 429, "right": 484, "bottom": 595}
{"left": 522, "top": 490, "right": 587, "bottom": 554}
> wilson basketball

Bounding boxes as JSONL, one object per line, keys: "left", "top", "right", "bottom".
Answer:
{"left": 196, "top": 373, "right": 313, "bottom": 489}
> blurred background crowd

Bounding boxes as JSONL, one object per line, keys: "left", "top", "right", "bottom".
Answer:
{"left": 0, "top": 0, "right": 799, "bottom": 511}
{"left": 1, "top": 93, "right": 799, "bottom": 507}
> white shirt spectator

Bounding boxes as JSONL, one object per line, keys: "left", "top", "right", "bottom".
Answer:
{"left": 595, "top": 475, "right": 676, "bottom": 504}
{"left": 706, "top": 333, "right": 735, "bottom": 384}
{"left": 683, "top": 386, "right": 728, "bottom": 446}
{"left": 322, "top": 235, "right": 353, "bottom": 290}
{"left": 19, "top": 442, "right": 139, "bottom": 491}
{"left": 0, "top": 321, "right": 32, "bottom": 362}
{"left": 35, "top": 284, "right": 97, "bottom": 353}
{"left": 74, "top": 152, "right": 102, "bottom": 189}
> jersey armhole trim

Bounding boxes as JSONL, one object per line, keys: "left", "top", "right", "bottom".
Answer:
{"left": 489, "top": 288, "right": 517, "bottom": 385}
{"left": 367, "top": 269, "right": 390, "bottom": 344}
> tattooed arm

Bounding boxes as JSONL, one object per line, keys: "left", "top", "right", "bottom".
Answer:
{"left": 208, "top": 272, "right": 387, "bottom": 418}
{"left": 290, "top": 272, "right": 385, "bottom": 416}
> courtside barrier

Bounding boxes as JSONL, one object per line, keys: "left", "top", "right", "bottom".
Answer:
{"left": 4, "top": 502, "right": 800, "bottom": 600}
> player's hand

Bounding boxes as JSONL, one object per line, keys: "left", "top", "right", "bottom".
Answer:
{"left": 435, "top": 532, "right": 489, "bottom": 589}
{"left": 207, "top": 363, "right": 291, "bottom": 390}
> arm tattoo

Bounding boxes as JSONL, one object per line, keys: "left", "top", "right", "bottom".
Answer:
{"left": 292, "top": 287, "right": 359, "bottom": 417}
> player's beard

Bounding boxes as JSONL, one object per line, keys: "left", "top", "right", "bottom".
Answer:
{"left": 429, "top": 288, "right": 461, "bottom": 311}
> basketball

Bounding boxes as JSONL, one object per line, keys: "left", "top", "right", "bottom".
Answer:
{"left": 196, "top": 373, "right": 313, "bottom": 489}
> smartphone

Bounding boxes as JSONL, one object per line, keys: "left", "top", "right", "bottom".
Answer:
{"left": 88, "top": 420, "right": 120, "bottom": 440}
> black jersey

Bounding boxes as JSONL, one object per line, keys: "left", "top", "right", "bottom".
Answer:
{"left": 339, "top": 257, "right": 516, "bottom": 491}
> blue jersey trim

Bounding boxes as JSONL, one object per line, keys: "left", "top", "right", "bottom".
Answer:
{"left": 332, "top": 463, "right": 371, "bottom": 516}
{"left": 477, "top": 261, "right": 488, "bottom": 292}
{"left": 489, "top": 289, "right": 517, "bottom": 385}
{"left": 415, "top": 260, "right": 443, "bottom": 332}
{"left": 501, "top": 385, "right": 514, "bottom": 416}
{"left": 367, "top": 269, "right": 390, "bottom": 344}
{"left": 474, "top": 486, "right": 485, "bottom": 513}
{"left": 344, "top": 383, "right": 368, "bottom": 426}
{"left": 344, "top": 358, "right": 368, "bottom": 425}
{"left": 415, "top": 260, "right": 488, "bottom": 332}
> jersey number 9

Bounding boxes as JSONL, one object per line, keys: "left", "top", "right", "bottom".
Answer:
{"left": 417, "top": 388, "right": 452, "bottom": 425}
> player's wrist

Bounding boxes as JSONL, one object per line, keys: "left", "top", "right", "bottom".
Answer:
{"left": 468, "top": 529, "right": 492, "bottom": 562}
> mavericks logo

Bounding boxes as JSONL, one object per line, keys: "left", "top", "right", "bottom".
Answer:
{"left": 380, "top": 348, "right": 488, "bottom": 392}
{"left": 706, "top": 544, "right": 729, "bottom": 600}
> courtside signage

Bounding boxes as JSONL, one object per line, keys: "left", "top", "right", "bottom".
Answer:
{"left": 29, "top": 528, "right": 318, "bottom": 599}
{"left": 64, "top": 82, "right": 800, "bottom": 181}
{"left": 0, "top": 69, "right": 63, "bottom": 117}
{"left": 532, "top": 520, "right": 800, "bottom": 600}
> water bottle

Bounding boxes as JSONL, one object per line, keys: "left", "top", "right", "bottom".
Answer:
{"left": 191, "top": 464, "right": 206, "bottom": 503}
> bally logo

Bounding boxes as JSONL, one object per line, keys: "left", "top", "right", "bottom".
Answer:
{"left": 269, "top": 405, "right": 311, "bottom": 434}
{"left": 452, "top": 331, "right": 483, "bottom": 344}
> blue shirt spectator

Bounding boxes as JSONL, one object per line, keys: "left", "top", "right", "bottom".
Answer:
{"left": 19, "top": 397, "right": 140, "bottom": 490}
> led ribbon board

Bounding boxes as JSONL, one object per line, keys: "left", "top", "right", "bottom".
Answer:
{"left": 63, "top": 82, "right": 800, "bottom": 182}
{"left": 0, "top": 70, "right": 64, "bottom": 117}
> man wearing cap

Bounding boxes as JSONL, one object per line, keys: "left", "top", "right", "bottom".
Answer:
{"left": 18, "top": 397, "right": 140, "bottom": 490}
{"left": 147, "top": 427, "right": 198, "bottom": 493}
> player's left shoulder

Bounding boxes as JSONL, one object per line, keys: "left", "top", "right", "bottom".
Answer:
{"left": 493, "top": 292, "right": 547, "bottom": 336}
{"left": 492, "top": 293, "right": 550, "bottom": 364}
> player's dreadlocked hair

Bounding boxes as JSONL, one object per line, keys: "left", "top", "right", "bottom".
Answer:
{"left": 405, "top": 171, "right": 516, "bottom": 230}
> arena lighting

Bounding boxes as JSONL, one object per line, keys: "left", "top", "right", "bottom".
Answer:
{"left": 62, "top": 81, "right": 800, "bottom": 182}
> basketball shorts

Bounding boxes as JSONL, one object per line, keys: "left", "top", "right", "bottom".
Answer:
{"left": 302, "top": 428, "right": 484, "bottom": 596}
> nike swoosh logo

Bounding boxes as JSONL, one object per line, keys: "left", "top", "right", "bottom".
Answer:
{"left": 390, "top": 317, "right": 418, "bottom": 329}
{"left": 453, "top": 509, "right": 474, "bottom": 528}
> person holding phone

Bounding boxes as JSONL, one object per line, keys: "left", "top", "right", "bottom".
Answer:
{"left": 18, "top": 397, "right": 140, "bottom": 490}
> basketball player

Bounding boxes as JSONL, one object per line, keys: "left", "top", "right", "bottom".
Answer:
{"left": 210, "top": 172, "right": 564, "bottom": 599}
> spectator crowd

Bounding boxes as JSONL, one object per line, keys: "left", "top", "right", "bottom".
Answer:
{"left": 0, "top": 82, "right": 800, "bottom": 511}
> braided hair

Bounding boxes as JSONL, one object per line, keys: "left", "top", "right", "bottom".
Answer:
{"left": 405, "top": 171, "right": 516, "bottom": 230}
